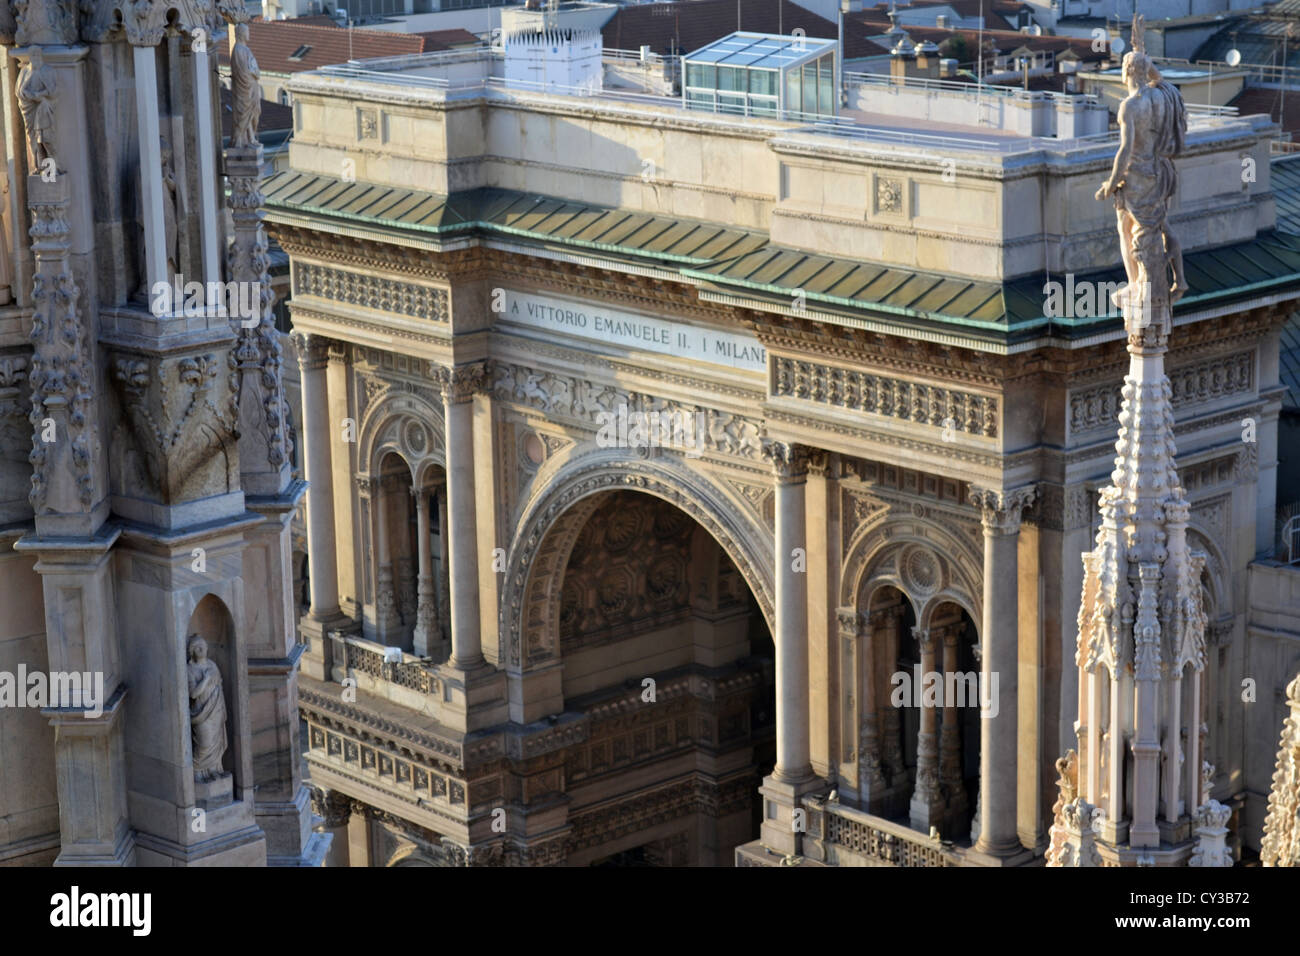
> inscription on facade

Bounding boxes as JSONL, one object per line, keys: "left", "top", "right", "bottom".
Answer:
{"left": 500, "top": 290, "right": 766, "bottom": 373}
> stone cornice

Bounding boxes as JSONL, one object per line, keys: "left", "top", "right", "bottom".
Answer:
{"left": 765, "top": 407, "right": 1003, "bottom": 471}
{"left": 299, "top": 683, "right": 467, "bottom": 770}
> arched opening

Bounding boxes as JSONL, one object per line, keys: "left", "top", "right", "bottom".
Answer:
{"left": 923, "top": 600, "right": 981, "bottom": 841}
{"left": 864, "top": 585, "right": 916, "bottom": 820}
{"left": 369, "top": 452, "right": 450, "bottom": 658}
{"left": 543, "top": 489, "right": 775, "bottom": 865}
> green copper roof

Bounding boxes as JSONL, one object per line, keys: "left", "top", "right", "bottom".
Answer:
{"left": 1273, "top": 153, "right": 1300, "bottom": 237}
{"left": 262, "top": 172, "right": 766, "bottom": 265}
{"left": 264, "top": 169, "right": 1300, "bottom": 346}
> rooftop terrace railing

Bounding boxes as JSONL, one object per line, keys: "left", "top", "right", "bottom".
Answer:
{"left": 312, "top": 56, "right": 1266, "bottom": 155}
{"left": 845, "top": 69, "right": 1103, "bottom": 106}
{"left": 1152, "top": 54, "right": 1300, "bottom": 88}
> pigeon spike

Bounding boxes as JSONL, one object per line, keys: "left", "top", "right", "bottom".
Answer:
{"left": 1131, "top": 13, "right": 1146, "bottom": 56}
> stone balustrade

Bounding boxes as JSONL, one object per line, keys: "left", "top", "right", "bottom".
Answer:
{"left": 802, "top": 796, "right": 962, "bottom": 867}
{"left": 328, "top": 630, "right": 447, "bottom": 715}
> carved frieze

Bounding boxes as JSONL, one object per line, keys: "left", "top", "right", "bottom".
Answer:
{"left": 295, "top": 261, "right": 449, "bottom": 323}
{"left": 1068, "top": 350, "right": 1253, "bottom": 436}
{"left": 772, "top": 356, "right": 998, "bottom": 438}
{"left": 491, "top": 361, "right": 764, "bottom": 462}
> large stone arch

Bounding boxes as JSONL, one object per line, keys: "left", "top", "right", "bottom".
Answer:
{"left": 842, "top": 508, "right": 983, "bottom": 628}
{"left": 500, "top": 448, "right": 774, "bottom": 671}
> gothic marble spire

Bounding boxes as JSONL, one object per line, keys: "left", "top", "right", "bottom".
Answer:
{"left": 1052, "top": 14, "right": 1208, "bottom": 866}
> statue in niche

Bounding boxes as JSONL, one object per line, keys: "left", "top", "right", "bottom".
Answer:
{"left": 1095, "top": 15, "right": 1188, "bottom": 311}
{"left": 187, "top": 634, "right": 228, "bottom": 782}
{"left": 230, "top": 22, "right": 262, "bottom": 148}
{"left": 16, "top": 47, "right": 56, "bottom": 174}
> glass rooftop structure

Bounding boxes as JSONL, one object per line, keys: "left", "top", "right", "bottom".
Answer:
{"left": 682, "top": 32, "right": 840, "bottom": 120}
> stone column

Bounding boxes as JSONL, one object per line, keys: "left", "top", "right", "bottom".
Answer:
{"left": 437, "top": 363, "right": 488, "bottom": 670}
{"left": 293, "top": 332, "right": 341, "bottom": 621}
{"left": 412, "top": 486, "right": 444, "bottom": 658}
{"left": 969, "top": 484, "right": 1035, "bottom": 859}
{"left": 437, "top": 486, "right": 451, "bottom": 642}
{"left": 758, "top": 441, "right": 816, "bottom": 856}
{"left": 190, "top": 38, "right": 220, "bottom": 283}
{"left": 910, "top": 626, "right": 943, "bottom": 832}
{"left": 311, "top": 788, "right": 353, "bottom": 868}
{"left": 770, "top": 441, "right": 812, "bottom": 782}
{"left": 852, "top": 611, "right": 887, "bottom": 806}
{"left": 373, "top": 476, "right": 399, "bottom": 639}
{"left": 939, "top": 623, "right": 968, "bottom": 824}
{"left": 879, "top": 606, "right": 905, "bottom": 788}
{"left": 132, "top": 44, "right": 167, "bottom": 295}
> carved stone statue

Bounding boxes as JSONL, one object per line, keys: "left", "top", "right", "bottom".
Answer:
{"left": 1095, "top": 15, "right": 1188, "bottom": 312}
{"left": 230, "top": 22, "right": 261, "bottom": 148}
{"left": 16, "top": 47, "right": 56, "bottom": 173}
{"left": 187, "top": 634, "right": 228, "bottom": 781}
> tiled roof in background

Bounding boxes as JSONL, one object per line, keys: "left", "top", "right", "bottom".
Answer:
{"left": 218, "top": 85, "right": 294, "bottom": 136}
{"left": 219, "top": 20, "right": 432, "bottom": 74}
{"left": 601, "top": 0, "right": 844, "bottom": 57}
{"left": 858, "top": 0, "right": 1019, "bottom": 32}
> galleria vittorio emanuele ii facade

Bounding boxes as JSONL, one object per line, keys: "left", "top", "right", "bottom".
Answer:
{"left": 0, "top": 1, "right": 1298, "bottom": 874}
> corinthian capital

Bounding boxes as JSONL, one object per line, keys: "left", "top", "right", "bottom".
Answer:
{"left": 762, "top": 439, "right": 811, "bottom": 482}
{"left": 290, "top": 331, "right": 330, "bottom": 372}
{"left": 968, "top": 484, "right": 1036, "bottom": 536}
{"left": 912, "top": 626, "right": 933, "bottom": 653}
{"left": 435, "top": 361, "right": 488, "bottom": 405}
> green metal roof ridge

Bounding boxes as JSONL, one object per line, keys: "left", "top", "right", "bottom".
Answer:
{"left": 263, "top": 171, "right": 1300, "bottom": 341}
{"left": 263, "top": 173, "right": 762, "bottom": 266}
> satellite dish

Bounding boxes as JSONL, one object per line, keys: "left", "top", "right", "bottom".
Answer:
{"left": 1031, "top": 25, "right": 1042, "bottom": 36}
{"left": 1226, "top": 48, "right": 1242, "bottom": 66}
